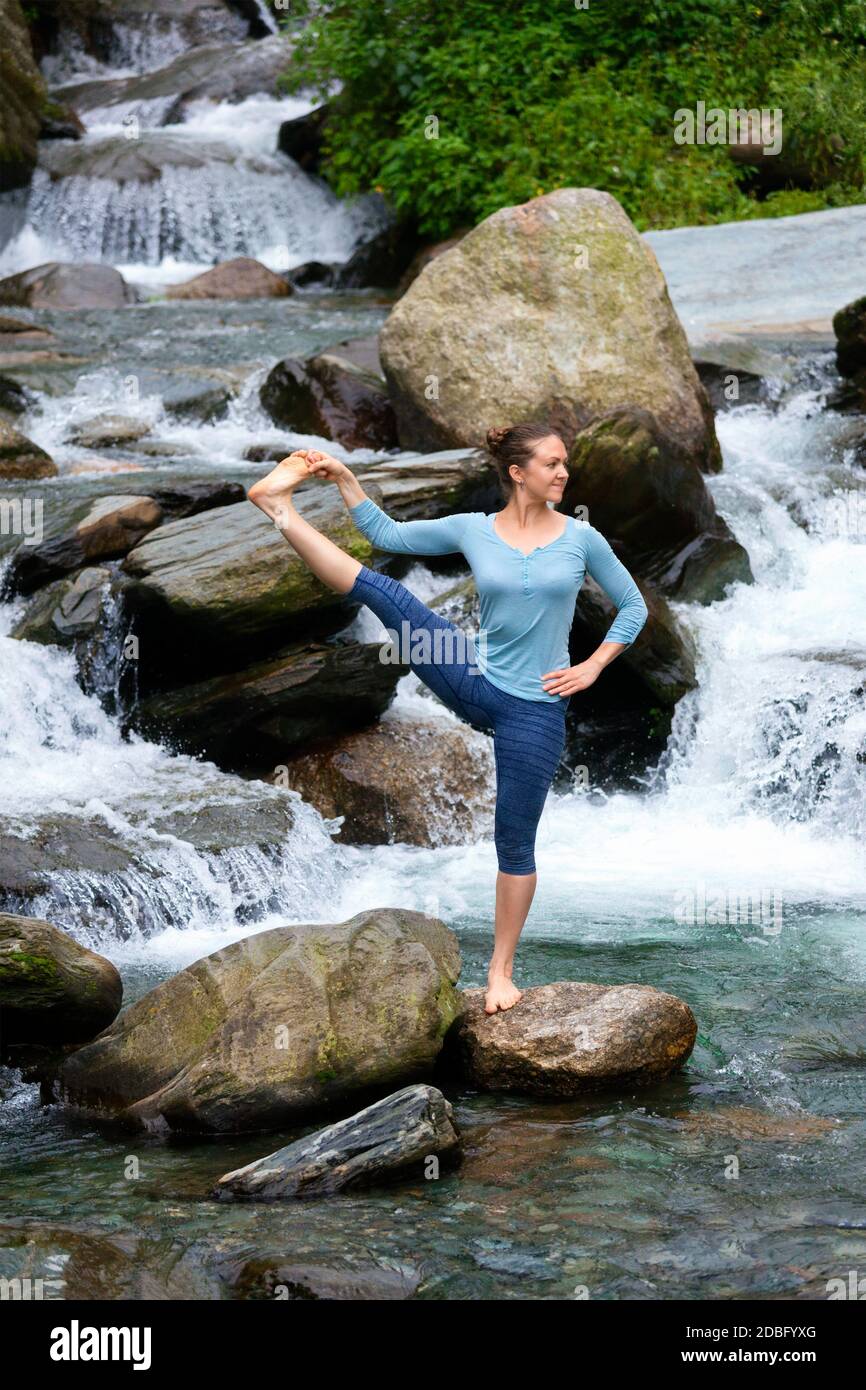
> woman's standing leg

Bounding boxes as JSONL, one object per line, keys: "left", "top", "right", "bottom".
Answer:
{"left": 485, "top": 698, "right": 568, "bottom": 1013}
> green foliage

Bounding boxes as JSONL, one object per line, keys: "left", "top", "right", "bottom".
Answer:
{"left": 280, "top": 0, "right": 866, "bottom": 238}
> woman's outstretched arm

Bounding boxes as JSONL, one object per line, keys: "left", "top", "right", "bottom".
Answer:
{"left": 303, "top": 449, "right": 469, "bottom": 556}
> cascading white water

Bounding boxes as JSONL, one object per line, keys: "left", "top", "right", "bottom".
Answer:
{"left": 17, "top": 147, "right": 381, "bottom": 272}
{"left": 0, "top": 586, "right": 352, "bottom": 958}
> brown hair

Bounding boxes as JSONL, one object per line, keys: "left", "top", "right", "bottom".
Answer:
{"left": 485, "top": 422, "right": 560, "bottom": 497}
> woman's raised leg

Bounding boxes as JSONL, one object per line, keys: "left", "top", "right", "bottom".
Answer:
{"left": 247, "top": 453, "right": 362, "bottom": 594}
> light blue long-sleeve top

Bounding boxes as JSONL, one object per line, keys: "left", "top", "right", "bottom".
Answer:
{"left": 349, "top": 498, "right": 649, "bottom": 704}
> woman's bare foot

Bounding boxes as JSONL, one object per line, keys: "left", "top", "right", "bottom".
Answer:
{"left": 247, "top": 452, "right": 313, "bottom": 523}
{"left": 484, "top": 974, "right": 523, "bottom": 1014}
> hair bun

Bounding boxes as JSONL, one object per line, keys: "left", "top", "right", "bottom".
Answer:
{"left": 486, "top": 425, "right": 511, "bottom": 454}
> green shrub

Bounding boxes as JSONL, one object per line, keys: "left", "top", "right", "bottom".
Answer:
{"left": 280, "top": 0, "right": 866, "bottom": 236}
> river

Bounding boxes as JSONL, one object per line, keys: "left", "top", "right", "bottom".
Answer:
{"left": 0, "top": 11, "right": 864, "bottom": 1300}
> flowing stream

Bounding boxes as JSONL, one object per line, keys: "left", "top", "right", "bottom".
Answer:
{"left": 0, "top": 11, "right": 864, "bottom": 1300}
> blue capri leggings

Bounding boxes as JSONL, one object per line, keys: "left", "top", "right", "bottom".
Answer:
{"left": 348, "top": 565, "right": 569, "bottom": 874}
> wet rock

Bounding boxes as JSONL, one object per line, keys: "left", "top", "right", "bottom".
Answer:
{"left": 166, "top": 257, "right": 292, "bottom": 302}
{"left": 0, "top": 262, "right": 136, "bottom": 310}
{"left": 67, "top": 413, "right": 152, "bottom": 449}
{"left": 380, "top": 188, "right": 720, "bottom": 473}
{"left": 147, "top": 796, "right": 298, "bottom": 854}
{"left": 129, "top": 639, "right": 402, "bottom": 768}
{"left": 0, "top": 419, "right": 57, "bottom": 479}
{"left": 159, "top": 371, "right": 235, "bottom": 421}
{"left": 444, "top": 981, "right": 697, "bottom": 1097}
{"left": 221, "top": 1255, "right": 422, "bottom": 1301}
{"left": 215, "top": 1084, "right": 461, "bottom": 1199}
{"left": 146, "top": 479, "right": 245, "bottom": 519}
{"left": 0, "top": 912, "right": 122, "bottom": 1056}
{"left": 0, "top": 371, "right": 37, "bottom": 415}
{"left": 12, "top": 566, "right": 110, "bottom": 645}
{"left": 277, "top": 103, "right": 329, "bottom": 173}
{"left": 54, "top": 34, "right": 291, "bottom": 125}
{"left": 11, "top": 494, "right": 161, "bottom": 593}
{"left": 335, "top": 220, "right": 421, "bottom": 290}
{"left": 575, "top": 574, "right": 697, "bottom": 706}
{"left": 260, "top": 352, "right": 397, "bottom": 450}
{"left": 564, "top": 407, "right": 752, "bottom": 602}
{"left": 0, "top": 819, "right": 136, "bottom": 904}
{"left": 283, "top": 717, "right": 494, "bottom": 847}
{"left": 0, "top": 0, "right": 45, "bottom": 191}
{"left": 121, "top": 494, "right": 375, "bottom": 685}
{"left": 54, "top": 909, "right": 462, "bottom": 1134}
{"left": 285, "top": 260, "right": 339, "bottom": 289}
{"left": 694, "top": 359, "right": 768, "bottom": 412}
{"left": 40, "top": 100, "right": 85, "bottom": 141}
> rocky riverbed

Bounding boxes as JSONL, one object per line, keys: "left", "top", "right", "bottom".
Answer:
{"left": 1, "top": 0, "right": 865, "bottom": 1301}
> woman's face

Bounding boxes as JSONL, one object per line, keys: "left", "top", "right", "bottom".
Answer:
{"left": 515, "top": 434, "right": 569, "bottom": 503}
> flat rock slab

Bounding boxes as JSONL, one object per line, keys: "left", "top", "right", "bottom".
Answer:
{"left": 215, "top": 1083, "right": 461, "bottom": 1199}
{"left": 446, "top": 981, "right": 697, "bottom": 1097}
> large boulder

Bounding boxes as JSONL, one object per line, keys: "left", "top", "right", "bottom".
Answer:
{"left": 260, "top": 352, "right": 397, "bottom": 450}
{"left": 0, "top": 419, "right": 57, "bottom": 480}
{"left": 564, "top": 407, "right": 752, "bottom": 601}
{"left": 129, "top": 639, "right": 403, "bottom": 769}
{"left": 215, "top": 1084, "right": 461, "bottom": 1199}
{"left": 166, "top": 257, "right": 291, "bottom": 302}
{"left": 444, "top": 981, "right": 697, "bottom": 1096}
{"left": 379, "top": 188, "right": 720, "bottom": 474}
{"left": 53, "top": 909, "right": 463, "bottom": 1133}
{"left": 121, "top": 452, "right": 497, "bottom": 686}
{"left": 121, "top": 493, "right": 375, "bottom": 687}
{"left": 0, "top": 0, "right": 45, "bottom": 191}
{"left": 283, "top": 718, "right": 494, "bottom": 847}
{"left": 10, "top": 494, "right": 162, "bottom": 594}
{"left": 0, "top": 262, "right": 136, "bottom": 311}
{"left": 0, "top": 912, "right": 121, "bottom": 1058}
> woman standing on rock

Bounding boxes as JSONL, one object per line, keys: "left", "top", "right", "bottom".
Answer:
{"left": 248, "top": 425, "right": 648, "bottom": 1013}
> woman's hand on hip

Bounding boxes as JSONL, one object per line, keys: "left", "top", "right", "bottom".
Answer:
{"left": 541, "top": 658, "right": 603, "bottom": 696}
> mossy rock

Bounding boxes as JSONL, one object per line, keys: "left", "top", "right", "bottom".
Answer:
{"left": 0, "top": 912, "right": 121, "bottom": 1055}
{"left": 54, "top": 909, "right": 462, "bottom": 1134}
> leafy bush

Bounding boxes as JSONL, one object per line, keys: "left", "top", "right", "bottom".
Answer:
{"left": 281, "top": 0, "right": 866, "bottom": 236}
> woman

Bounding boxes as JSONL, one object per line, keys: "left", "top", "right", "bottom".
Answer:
{"left": 248, "top": 422, "right": 648, "bottom": 1014}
